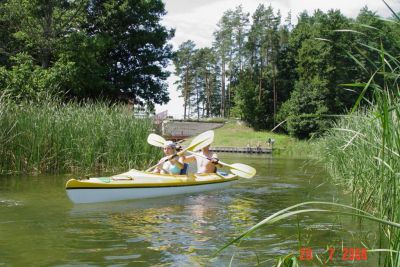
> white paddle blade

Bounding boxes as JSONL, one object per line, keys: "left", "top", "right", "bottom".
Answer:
{"left": 187, "top": 130, "right": 214, "bottom": 151}
{"left": 229, "top": 163, "right": 256, "bottom": 179}
{"left": 147, "top": 133, "right": 166, "bottom": 148}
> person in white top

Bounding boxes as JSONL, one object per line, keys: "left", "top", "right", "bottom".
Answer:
{"left": 182, "top": 144, "right": 222, "bottom": 173}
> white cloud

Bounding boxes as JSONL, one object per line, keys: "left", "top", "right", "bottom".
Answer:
{"left": 156, "top": 0, "right": 400, "bottom": 118}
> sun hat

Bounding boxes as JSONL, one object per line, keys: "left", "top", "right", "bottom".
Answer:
{"left": 164, "top": 140, "right": 176, "bottom": 149}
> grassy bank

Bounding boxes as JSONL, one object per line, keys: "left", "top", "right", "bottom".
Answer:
{"left": 0, "top": 96, "right": 161, "bottom": 175}
{"left": 212, "top": 120, "right": 315, "bottom": 157}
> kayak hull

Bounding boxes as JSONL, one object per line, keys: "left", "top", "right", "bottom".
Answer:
{"left": 66, "top": 169, "right": 238, "bottom": 204}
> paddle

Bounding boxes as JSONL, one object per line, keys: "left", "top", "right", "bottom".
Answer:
{"left": 147, "top": 132, "right": 256, "bottom": 178}
{"left": 147, "top": 131, "right": 215, "bottom": 150}
{"left": 186, "top": 150, "right": 256, "bottom": 179}
{"left": 147, "top": 133, "right": 166, "bottom": 148}
{"left": 145, "top": 130, "right": 215, "bottom": 172}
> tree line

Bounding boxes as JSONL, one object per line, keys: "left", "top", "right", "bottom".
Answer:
{"left": 173, "top": 5, "right": 400, "bottom": 138}
{"left": 0, "top": 0, "right": 173, "bottom": 109}
{"left": 1, "top": 1, "right": 399, "bottom": 139}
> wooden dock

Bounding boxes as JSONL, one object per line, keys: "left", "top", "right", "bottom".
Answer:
{"left": 210, "top": 146, "right": 272, "bottom": 154}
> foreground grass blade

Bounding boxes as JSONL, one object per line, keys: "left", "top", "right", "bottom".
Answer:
{"left": 214, "top": 202, "right": 400, "bottom": 256}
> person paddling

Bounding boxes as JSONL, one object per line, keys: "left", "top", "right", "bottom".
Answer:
{"left": 183, "top": 144, "right": 222, "bottom": 173}
{"left": 153, "top": 141, "right": 184, "bottom": 174}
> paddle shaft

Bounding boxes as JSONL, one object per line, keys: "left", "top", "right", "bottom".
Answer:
{"left": 145, "top": 142, "right": 209, "bottom": 172}
{"left": 145, "top": 154, "right": 180, "bottom": 172}
{"left": 185, "top": 150, "right": 256, "bottom": 178}
{"left": 186, "top": 150, "right": 227, "bottom": 168}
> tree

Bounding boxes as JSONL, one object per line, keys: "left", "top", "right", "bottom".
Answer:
{"left": 213, "top": 9, "right": 233, "bottom": 118}
{"left": 83, "top": 0, "right": 174, "bottom": 105}
{"left": 0, "top": 0, "right": 175, "bottom": 106}
{"left": 173, "top": 40, "right": 196, "bottom": 119}
{"left": 278, "top": 9, "right": 358, "bottom": 138}
{"left": 192, "top": 47, "right": 218, "bottom": 118}
{"left": 242, "top": 4, "right": 281, "bottom": 127}
{"left": 278, "top": 78, "right": 330, "bottom": 139}
{"left": 212, "top": 6, "right": 250, "bottom": 118}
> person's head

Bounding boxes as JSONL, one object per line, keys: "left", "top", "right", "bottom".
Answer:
{"left": 163, "top": 140, "right": 176, "bottom": 155}
{"left": 201, "top": 144, "right": 210, "bottom": 152}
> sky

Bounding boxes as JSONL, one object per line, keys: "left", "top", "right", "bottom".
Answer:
{"left": 155, "top": 0, "right": 400, "bottom": 118}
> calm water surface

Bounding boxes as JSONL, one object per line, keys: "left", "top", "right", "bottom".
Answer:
{"left": 0, "top": 155, "right": 378, "bottom": 266}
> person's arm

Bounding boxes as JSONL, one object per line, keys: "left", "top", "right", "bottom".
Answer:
{"left": 210, "top": 153, "right": 223, "bottom": 168}
{"left": 153, "top": 156, "right": 168, "bottom": 173}
{"left": 182, "top": 154, "right": 196, "bottom": 163}
{"left": 169, "top": 154, "right": 184, "bottom": 169}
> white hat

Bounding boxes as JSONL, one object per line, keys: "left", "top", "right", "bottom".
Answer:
{"left": 164, "top": 140, "right": 176, "bottom": 148}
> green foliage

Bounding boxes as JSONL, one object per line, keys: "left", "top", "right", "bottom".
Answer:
{"left": 0, "top": 53, "right": 74, "bottom": 101}
{"left": 318, "top": 10, "right": 400, "bottom": 264}
{"left": 0, "top": 0, "right": 174, "bottom": 105}
{"left": 279, "top": 10, "right": 355, "bottom": 138}
{"left": 174, "top": 6, "right": 400, "bottom": 139}
{"left": 278, "top": 79, "right": 330, "bottom": 139}
{"left": 0, "top": 96, "right": 161, "bottom": 175}
{"left": 83, "top": 0, "right": 174, "bottom": 104}
{"left": 231, "top": 73, "right": 257, "bottom": 123}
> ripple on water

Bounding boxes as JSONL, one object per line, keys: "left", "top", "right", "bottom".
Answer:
{"left": 0, "top": 199, "right": 23, "bottom": 207}
{"left": 104, "top": 254, "right": 141, "bottom": 260}
{"left": 271, "top": 183, "right": 299, "bottom": 189}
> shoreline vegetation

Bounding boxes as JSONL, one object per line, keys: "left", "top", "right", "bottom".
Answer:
{"left": 318, "top": 90, "right": 400, "bottom": 265}
{"left": 0, "top": 94, "right": 310, "bottom": 176}
{"left": 204, "top": 120, "right": 316, "bottom": 158}
{"left": 1, "top": 0, "right": 399, "bottom": 265}
{"left": 217, "top": 8, "right": 400, "bottom": 266}
{"left": 0, "top": 96, "right": 162, "bottom": 176}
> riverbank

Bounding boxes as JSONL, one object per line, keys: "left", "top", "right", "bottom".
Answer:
{"left": 0, "top": 98, "right": 161, "bottom": 175}
{"left": 211, "top": 120, "right": 316, "bottom": 157}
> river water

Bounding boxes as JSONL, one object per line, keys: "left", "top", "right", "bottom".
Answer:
{"left": 0, "top": 154, "right": 378, "bottom": 266}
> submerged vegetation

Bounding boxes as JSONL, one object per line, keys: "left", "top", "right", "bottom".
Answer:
{"left": 0, "top": 95, "right": 161, "bottom": 175}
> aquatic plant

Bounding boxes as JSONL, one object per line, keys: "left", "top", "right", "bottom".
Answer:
{"left": 0, "top": 97, "right": 161, "bottom": 175}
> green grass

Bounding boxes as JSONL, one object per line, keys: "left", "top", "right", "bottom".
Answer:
{"left": 0, "top": 96, "right": 162, "bottom": 175}
{"left": 180, "top": 120, "right": 316, "bottom": 158}
{"left": 318, "top": 105, "right": 400, "bottom": 265}
{"left": 317, "top": 39, "right": 400, "bottom": 266}
{"left": 212, "top": 120, "right": 317, "bottom": 157}
{"left": 213, "top": 120, "right": 293, "bottom": 148}
{"left": 214, "top": 14, "right": 400, "bottom": 266}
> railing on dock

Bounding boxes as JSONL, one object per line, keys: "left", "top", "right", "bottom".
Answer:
{"left": 210, "top": 146, "right": 272, "bottom": 154}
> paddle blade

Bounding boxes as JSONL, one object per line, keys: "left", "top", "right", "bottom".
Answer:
{"left": 147, "top": 133, "right": 166, "bottom": 148}
{"left": 229, "top": 163, "right": 256, "bottom": 179}
{"left": 187, "top": 130, "right": 214, "bottom": 151}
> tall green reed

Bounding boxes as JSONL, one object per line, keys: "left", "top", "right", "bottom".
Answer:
{"left": 215, "top": 6, "right": 400, "bottom": 266}
{"left": 0, "top": 96, "right": 161, "bottom": 175}
{"left": 320, "top": 24, "right": 400, "bottom": 267}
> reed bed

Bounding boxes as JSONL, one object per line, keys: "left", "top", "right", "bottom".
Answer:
{"left": 217, "top": 16, "right": 400, "bottom": 266}
{"left": 0, "top": 96, "right": 161, "bottom": 175}
{"left": 316, "top": 30, "right": 400, "bottom": 263}
{"left": 320, "top": 94, "right": 400, "bottom": 265}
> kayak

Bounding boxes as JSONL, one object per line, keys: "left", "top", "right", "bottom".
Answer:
{"left": 65, "top": 169, "right": 238, "bottom": 204}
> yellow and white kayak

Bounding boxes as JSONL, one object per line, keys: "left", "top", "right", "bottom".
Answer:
{"left": 66, "top": 169, "right": 238, "bottom": 204}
